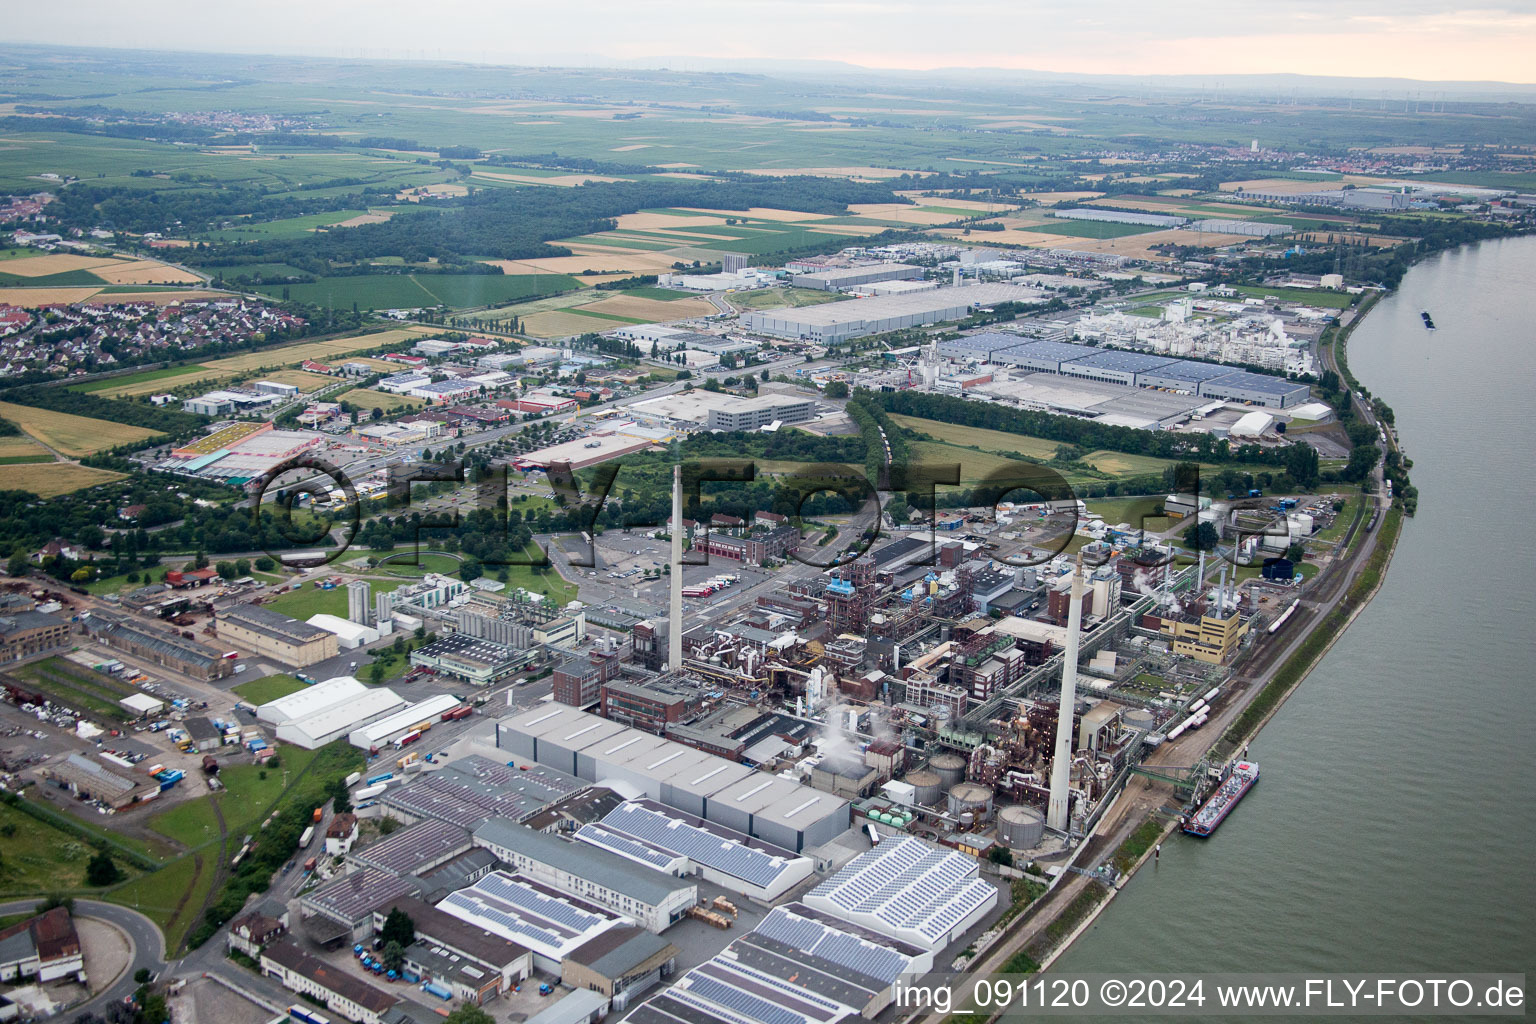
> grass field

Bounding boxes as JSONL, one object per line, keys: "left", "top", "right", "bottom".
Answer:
{"left": 887, "top": 414, "right": 1064, "bottom": 459}
{"left": 107, "top": 851, "right": 210, "bottom": 950}
{"left": 0, "top": 462, "right": 125, "bottom": 497}
{"left": 0, "top": 400, "right": 162, "bottom": 457}
{"left": 11, "top": 657, "right": 135, "bottom": 721}
{"left": 253, "top": 272, "right": 579, "bottom": 310}
{"left": 232, "top": 673, "right": 308, "bottom": 705}
{"left": 71, "top": 364, "right": 211, "bottom": 394}
{"left": 336, "top": 388, "right": 425, "bottom": 414}
{"left": 263, "top": 575, "right": 414, "bottom": 619}
{"left": 1229, "top": 284, "right": 1354, "bottom": 309}
{"left": 615, "top": 286, "right": 695, "bottom": 300}
{"left": 250, "top": 368, "right": 340, "bottom": 391}
{"left": 730, "top": 287, "right": 846, "bottom": 310}
{"left": 0, "top": 802, "right": 101, "bottom": 895}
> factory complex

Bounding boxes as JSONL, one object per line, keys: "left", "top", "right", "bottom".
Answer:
{"left": 742, "top": 283, "right": 1046, "bottom": 343}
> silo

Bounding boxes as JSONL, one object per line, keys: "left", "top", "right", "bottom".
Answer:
{"left": 947, "top": 782, "right": 994, "bottom": 820}
{"left": 904, "top": 770, "right": 942, "bottom": 806}
{"left": 930, "top": 753, "right": 966, "bottom": 790}
{"left": 997, "top": 804, "right": 1046, "bottom": 849}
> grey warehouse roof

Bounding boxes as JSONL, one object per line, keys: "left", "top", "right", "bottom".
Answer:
{"left": 1064, "top": 349, "right": 1182, "bottom": 373}
{"left": 473, "top": 818, "right": 696, "bottom": 907}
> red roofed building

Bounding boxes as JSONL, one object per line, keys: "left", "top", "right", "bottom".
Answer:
{"left": 0, "top": 906, "right": 85, "bottom": 985}
{"left": 302, "top": 360, "right": 335, "bottom": 374}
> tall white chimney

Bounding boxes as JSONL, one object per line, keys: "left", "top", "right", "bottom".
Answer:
{"left": 669, "top": 463, "right": 683, "bottom": 670}
{"left": 1047, "top": 554, "right": 1085, "bottom": 832}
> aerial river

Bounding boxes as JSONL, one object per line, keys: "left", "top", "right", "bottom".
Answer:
{"left": 1057, "top": 235, "right": 1536, "bottom": 981}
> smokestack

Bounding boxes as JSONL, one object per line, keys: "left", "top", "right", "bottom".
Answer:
{"left": 1047, "top": 553, "right": 1085, "bottom": 833}
{"left": 669, "top": 464, "right": 683, "bottom": 670}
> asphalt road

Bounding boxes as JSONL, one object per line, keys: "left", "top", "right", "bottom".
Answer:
{"left": 0, "top": 898, "right": 166, "bottom": 1016}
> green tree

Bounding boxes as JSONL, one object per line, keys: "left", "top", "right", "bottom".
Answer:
{"left": 458, "top": 558, "right": 482, "bottom": 583}
{"left": 1284, "top": 442, "right": 1320, "bottom": 490}
{"left": 86, "top": 850, "right": 124, "bottom": 886}
{"left": 1183, "top": 521, "right": 1219, "bottom": 552}
{"left": 369, "top": 662, "right": 386, "bottom": 685}
{"left": 443, "top": 1006, "right": 495, "bottom": 1024}
{"left": 380, "top": 907, "right": 415, "bottom": 948}
{"left": 6, "top": 551, "right": 28, "bottom": 577}
{"left": 988, "top": 845, "right": 1015, "bottom": 866}
{"left": 381, "top": 939, "right": 406, "bottom": 973}
{"left": 1285, "top": 541, "right": 1307, "bottom": 563}
{"left": 823, "top": 380, "right": 850, "bottom": 399}
{"left": 329, "top": 777, "right": 352, "bottom": 815}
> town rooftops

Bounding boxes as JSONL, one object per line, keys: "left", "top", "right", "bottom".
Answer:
{"left": 262, "top": 941, "right": 399, "bottom": 1014}
{"left": 473, "top": 819, "right": 696, "bottom": 908}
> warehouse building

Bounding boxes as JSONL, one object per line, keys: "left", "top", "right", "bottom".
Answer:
{"left": 742, "top": 284, "right": 1043, "bottom": 344}
{"left": 40, "top": 753, "right": 159, "bottom": 810}
{"left": 347, "top": 694, "right": 464, "bottom": 750}
{"left": 989, "top": 338, "right": 1101, "bottom": 372}
{"left": 437, "top": 871, "right": 631, "bottom": 977}
{"left": 299, "top": 868, "right": 421, "bottom": 943}
{"left": 628, "top": 902, "right": 928, "bottom": 1024}
{"left": 789, "top": 262, "right": 923, "bottom": 291}
{"left": 802, "top": 836, "right": 998, "bottom": 948}
{"left": 370, "top": 897, "right": 531, "bottom": 1005}
{"left": 378, "top": 754, "right": 587, "bottom": 829}
{"left": 1053, "top": 208, "right": 1186, "bottom": 227}
{"left": 576, "top": 799, "right": 815, "bottom": 901}
{"left": 472, "top": 819, "right": 697, "bottom": 932}
{"left": 78, "top": 610, "right": 235, "bottom": 680}
{"left": 1195, "top": 369, "right": 1312, "bottom": 408}
{"left": 217, "top": 604, "right": 339, "bottom": 667}
{"left": 1132, "top": 359, "right": 1240, "bottom": 392}
{"left": 0, "top": 610, "right": 70, "bottom": 663}
{"left": 559, "top": 925, "right": 678, "bottom": 1005}
{"left": 259, "top": 941, "right": 398, "bottom": 1024}
{"left": 408, "top": 634, "right": 522, "bottom": 686}
{"left": 256, "top": 675, "right": 367, "bottom": 726}
{"left": 497, "top": 707, "right": 850, "bottom": 853}
{"left": 1061, "top": 349, "right": 1181, "bottom": 387}
{"left": 276, "top": 688, "right": 406, "bottom": 749}
{"left": 628, "top": 391, "right": 817, "bottom": 432}
{"left": 348, "top": 819, "right": 473, "bottom": 877}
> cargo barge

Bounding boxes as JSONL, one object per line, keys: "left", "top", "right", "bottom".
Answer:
{"left": 1182, "top": 760, "right": 1259, "bottom": 836}
{"left": 1421, "top": 310, "right": 1436, "bottom": 330}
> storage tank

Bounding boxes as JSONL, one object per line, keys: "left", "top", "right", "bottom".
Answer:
{"left": 1123, "top": 708, "right": 1156, "bottom": 732}
{"left": 947, "top": 782, "right": 994, "bottom": 820}
{"left": 904, "top": 770, "right": 942, "bottom": 806}
{"left": 997, "top": 803, "right": 1046, "bottom": 849}
{"left": 930, "top": 753, "right": 966, "bottom": 789}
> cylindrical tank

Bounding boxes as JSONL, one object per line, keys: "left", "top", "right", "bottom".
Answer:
{"left": 947, "top": 782, "right": 994, "bottom": 820}
{"left": 997, "top": 803, "right": 1046, "bottom": 849}
{"left": 930, "top": 753, "right": 966, "bottom": 789}
{"left": 1123, "top": 708, "right": 1156, "bottom": 732}
{"left": 958, "top": 812, "right": 975, "bottom": 830}
{"left": 904, "top": 770, "right": 942, "bottom": 806}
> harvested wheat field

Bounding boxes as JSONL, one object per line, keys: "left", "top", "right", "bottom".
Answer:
{"left": 1017, "top": 191, "right": 1106, "bottom": 204}
{"left": 0, "top": 435, "right": 51, "bottom": 459}
{"left": 740, "top": 167, "right": 924, "bottom": 180}
{"left": 90, "top": 260, "right": 203, "bottom": 286}
{"left": 519, "top": 310, "right": 617, "bottom": 338}
{"left": 0, "top": 254, "right": 122, "bottom": 277}
{"left": 327, "top": 211, "right": 398, "bottom": 228}
{"left": 496, "top": 253, "right": 679, "bottom": 275}
{"left": 94, "top": 290, "right": 226, "bottom": 305}
{"left": 580, "top": 294, "right": 716, "bottom": 320}
{"left": 200, "top": 328, "right": 430, "bottom": 373}
{"left": 1219, "top": 178, "right": 1345, "bottom": 194}
{"left": 249, "top": 369, "right": 338, "bottom": 391}
{"left": 846, "top": 204, "right": 963, "bottom": 226}
{"left": 0, "top": 401, "right": 162, "bottom": 457}
{"left": 674, "top": 207, "right": 831, "bottom": 222}
{"left": 0, "top": 463, "right": 125, "bottom": 498}
{"left": 0, "top": 286, "right": 105, "bottom": 306}
{"left": 929, "top": 225, "right": 1064, "bottom": 246}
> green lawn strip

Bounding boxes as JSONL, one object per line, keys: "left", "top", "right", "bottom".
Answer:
{"left": 232, "top": 673, "right": 309, "bottom": 704}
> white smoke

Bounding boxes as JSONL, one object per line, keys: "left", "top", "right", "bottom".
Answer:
{"left": 817, "top": 703, "right": 858, "bottom": 763}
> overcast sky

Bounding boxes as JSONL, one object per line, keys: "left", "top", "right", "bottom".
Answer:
{"left": 11, "top": 1, "right": 1536, "bottom": 84}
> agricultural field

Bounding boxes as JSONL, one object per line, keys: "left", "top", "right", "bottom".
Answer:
{"left": 252, "top": 272, "right": 579, "bottom": 310}
{"left": 0, "top": 400, "right": 162, "bottom": 457}
{"left": 198, "top": 327, "right": 434, "bottom": 373}
{"left": 251, "top": 368, "right": 342, "bottom": 391}
{"left": 0, "top": 463, "right": 126, "bottom": 497}
{"left": 71, "top": 364, "right": 213, "bottom": 395}
{"left": 335, "top": 388, "right": 425, "bottom": 414}
{"left": 1027, "top": 219, "right": 1164, "bottom": 239}
{"left": 0, "top": 253, "right": 201, "bottom": 289}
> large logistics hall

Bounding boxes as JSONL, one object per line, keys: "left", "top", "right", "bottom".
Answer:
{"left": 743, "top": 284, "right": 1044, "bottom": 344}
{"left": 939, "top": 331, "right": 1311, "bottom": 408}
{"left": 497, "top": 706, "right": 850, "bottom": 853}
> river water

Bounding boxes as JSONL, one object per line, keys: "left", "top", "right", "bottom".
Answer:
{"left": 1057, "top": 236, "right": 1536, "bottom": 981}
